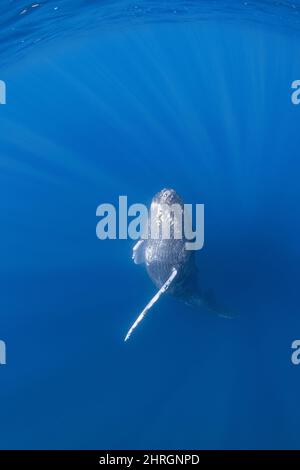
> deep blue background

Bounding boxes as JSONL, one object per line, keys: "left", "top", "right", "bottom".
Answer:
{"left": 0, "top": 5, "right": 300, "bottom": 449}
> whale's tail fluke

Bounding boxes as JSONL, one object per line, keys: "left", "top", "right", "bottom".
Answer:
{"left": 186, "top": 289, "right": 237, "bottom": 319}
{"left": 125, "top": 268, "right": 178, "bottom": 342}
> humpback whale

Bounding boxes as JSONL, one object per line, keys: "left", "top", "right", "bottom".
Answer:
{"left": 124, "top": 188, "right": 230, "bottom": 342}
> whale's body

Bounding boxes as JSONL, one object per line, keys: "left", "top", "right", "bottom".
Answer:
{"left": 140, "top": 189, "right": 197, "bottom": 298}
{"left": 125, "top": 188, "right": 228, "bottom": 341}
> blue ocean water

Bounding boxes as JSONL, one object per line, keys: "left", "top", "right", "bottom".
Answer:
{"left": 0, "top": 0, "right": 300, "bottom": 450}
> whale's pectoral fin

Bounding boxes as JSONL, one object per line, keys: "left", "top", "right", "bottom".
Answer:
{"left": 124, "top": 268, "right": 178, "bottom": 342}
{"left": 132, "top": 240, "right": 146, "bottom": 265}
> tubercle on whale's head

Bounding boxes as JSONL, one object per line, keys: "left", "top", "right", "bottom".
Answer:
{"left": 152, "top": 188, "right": 184, "bottom": 207}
